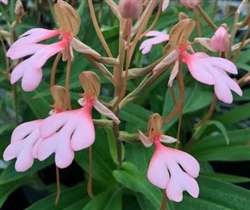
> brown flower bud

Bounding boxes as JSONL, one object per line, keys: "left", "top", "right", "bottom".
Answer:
{"left": 15, "top": 0, "right": 25, "bottom": 16}
{"left": 50, "top": 85, "right": 69, "bottom": 111}
{"left": 79, "top": 71, "right": 101, "bottom": 98}
{"left": 118, "top": 0, "right": 143, "bottom": 19}
{"left": 169, "top": 18, "right": 196, "bottom": 49}
{"left": 147, "top": 113, "right": 163, "bottom": 139}
{"left": 54, "top": 0, "right": 80, "bottom": 36}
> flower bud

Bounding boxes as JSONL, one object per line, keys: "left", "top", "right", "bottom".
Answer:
{"left": 50, "top": 85, "right": 69, "bottom": 111}
{"left": 54, "top": 0, "right": 80, "bottom": 36}
{"left": 180, "top": 0, "right": 200, "bottom": 9}
{"left": 169, "top": 18, "right": 196, "bottom": 49}
{"left": 147, "top": 113, "right": 163, "bottom": 139}
{"left": 15, "top": 0, "right": 25, "bottom": 16}
{"left": 210, "top": 24, "right": 230, "bottom": 52}
{"left": 79, "top": 71, "right": 101, "bottom": 98}
{"left": 118, "top": 0, "right": 143, "bottom": 19}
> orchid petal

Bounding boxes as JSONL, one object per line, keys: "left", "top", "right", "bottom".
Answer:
{"left": 138, "top": 130, "right": 153, "bottom": 148}
{"left": 93, "top": 100, "right": 120, "bottom": 124}
{"left": 159, "top": 135, "right": 177, "bottom": 144}
{"left": 147, "top": 151, "right": 169, "bottom": 189}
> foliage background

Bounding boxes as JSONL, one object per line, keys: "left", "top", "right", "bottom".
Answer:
{"left": 0, "top": 0, "right": 250, "bottom": 209}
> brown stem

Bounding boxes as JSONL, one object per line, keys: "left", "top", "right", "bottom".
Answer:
{"left": 194, "top": 94, "right": 217, "bottom": 129}
{"left": 193, "top": 7, "right": 204, "bottom": 52}
{"left": 65, "top": 51, "right": 72, "bottom": 110}
{"left": 232, "top": 21, "right": 250, "bottom": 62}
{"left": 197, "top": 5, "right": 217, "bottom": 30}
{"left": 55, "top": 166, "right": 61, "bottom": 205}
{"left": 50, "top": 53, "right": 62, "bottom": 87}
{"left": 160, "top": 190, "right": 167, "bottom": 210}
{"left": 88, "top": 0, "right": 113, "bottom": 58}
{"left": 87, "top": 146, "right": 94, "bottom": 198}
{"left": 163, "top": 70, "right": 184, "bottom": 123}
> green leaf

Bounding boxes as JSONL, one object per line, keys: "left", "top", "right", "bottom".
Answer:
{"left": 193, "top": 120, "right": 230, "bottom": 145}
{"left": 175, "top": 176, "right": 250, "bottom": 210}
{"left": 188, "top": 129, "right": 250, "bottom": 161}
{"left": 83, "top": 188, "right": 122, "bottom": 210}
{"left": 201, "top": 173, "right": 250, "bottom": 184}
{"left": 26, "top": 183, "right": 89, "bottom": 210}
{"left": 0, "top": 157, "right": 54, "bottom": 185}
{"left": 113, "top": 162, "right": 163, "bottom": 209}
{"left": 0, "top": 178, "right": 27, "bottom": 208}
{"left": 215, "top": 102, "right": 250, "bottom": 127}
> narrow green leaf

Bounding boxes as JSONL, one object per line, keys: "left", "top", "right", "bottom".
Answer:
{"left": 113, "top": 162, "right": 162, "bottom": 209}
{"left": 176, "top": 176, "right": 250, "bottom": 210}
{"left": 26, "top": 183, "right": 89, "bottom": 210}
{"left": 189, "top": 129, "right": 250, "bottom": 161}
{"left": 83, "top": 188, "right": 122, "bottom": 210}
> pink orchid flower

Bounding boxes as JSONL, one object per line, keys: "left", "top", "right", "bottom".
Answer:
{"left": 7, "top": 28, "right": 101, "bottom": 92}
{"left": 36, "top": 97, "right": 120, "bottom": 169}
{"left": 153, "top": 47, "right": 242, "bottom": 104}
{"left": 138, "top": 131, "right": 200, "bottom": 202}
{"left": 195, "top": 25, "right": 230, "bottom": 52}
{"left": 7, "top": 29, "right": 71, "bottom": 92}
{"left": 0, "top": 0, "right": 8, "bottom": 5}
{"left": 3, "top": 120, "right": 42, "bottom": 172}
{"left": 139, "top": 31, "right": 169, "bottom": 54}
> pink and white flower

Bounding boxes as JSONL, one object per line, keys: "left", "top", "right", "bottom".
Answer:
{"left": 7, "top": 29, "right": 71, "bottom": 91}
{"left": 153, "top": 47, "right": 242, "bottom": 103}
{"left": 139, "top": 132, "right": 200, "bottom": 202}
{"left": 139, "top": 31, "right": 169, "bottom": 54}
{"left": 36, "top": 97, "right": 120, "bottom": 169}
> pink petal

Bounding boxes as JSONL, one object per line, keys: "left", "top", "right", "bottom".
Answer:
{"left": 7, "top": 44, "right": 46, "bottom": 60}
{"left": 184, "top": 53, "right": 215, "bottom": 85}
{"left": 3, "top": 141, "right": 23, "bottom": 161}
{"left": 21, "top": 65, "right": 42, "bottom": 92}
{"left": 206, "top": 57, "right": 238, "bottom": 74}
{"left": 166, "top": 174, "right": 184, "bottom": 202}
{"left": 36, "top": 135, "right": 59, "bottom": 161}
{"left": 138, "top": 130, "right": 153, "bottom": 148}
{"left": 71, "top": 116, "right": 95, "bottom": 151}
{"left": 55, "top": 137, "right": 74, "bottom": 168}
{"left": 9, "top": 28, "right": 59, "bottom": 49}
{"left": 147, "top": 151, "right": 169, "bottom": 189}
{"left": 14, "top": 146, "right": 35, "bottom": 172}
{"left": 40, "top": 112, "right": 72, "bottom": 138}
{"left": 10, "top": 62, "right": 26, "bottom": 85}
{"left": 11, "top": 120, "right": 41, "bottom": 143}
{"left": 182, "top": 173, "right": 199, "bottom": 199}
{"left": 214, "top": 81, "right": 233, "bottom": 103}
{"left": 172, "top": 149, "right": 200, "bottom": 178}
